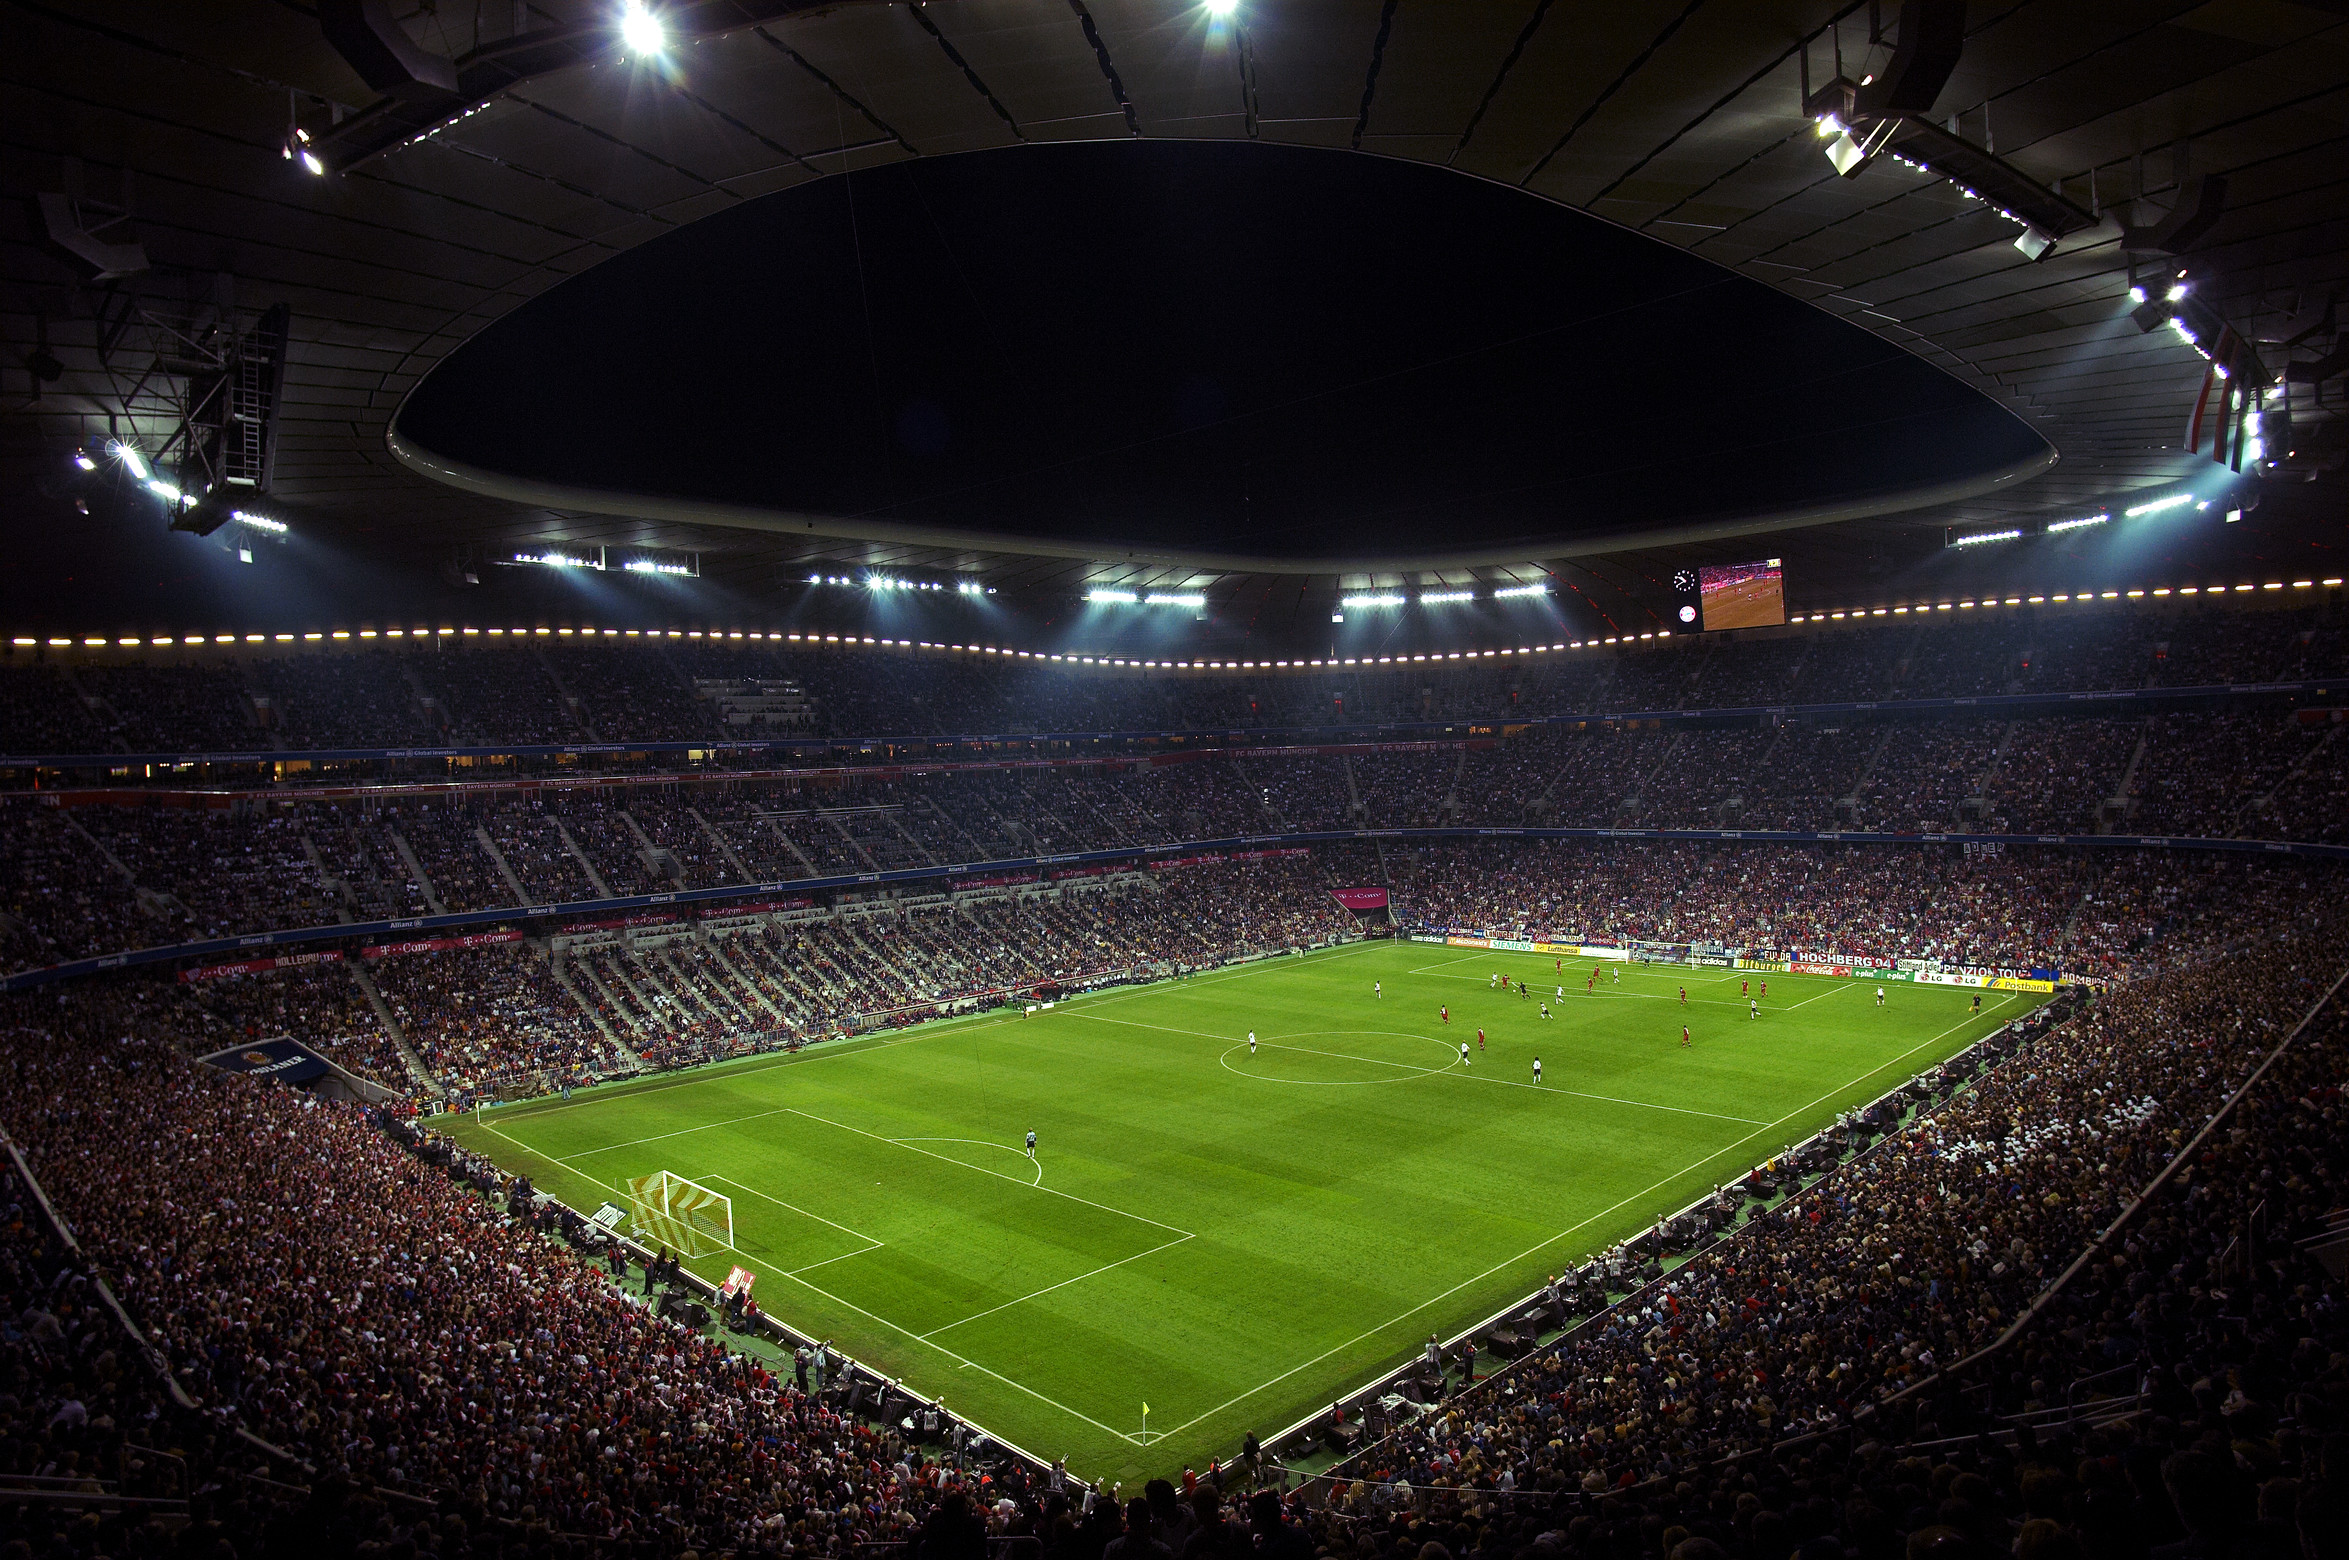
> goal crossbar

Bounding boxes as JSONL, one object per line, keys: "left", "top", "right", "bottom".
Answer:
{"left": 625, "top": 1170, "right": 735, "bottom": 1258}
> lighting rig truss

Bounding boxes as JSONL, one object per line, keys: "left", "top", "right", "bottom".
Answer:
{"left": 66, "top": 281, "right": 292, "bottom": 532}
{"left": 1801, "top": 0, "right": 2099, "bottom": 261}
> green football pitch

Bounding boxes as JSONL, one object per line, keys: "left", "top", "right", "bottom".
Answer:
{"left": 447, "top": 940, "right": 2044, "bottom": 1483}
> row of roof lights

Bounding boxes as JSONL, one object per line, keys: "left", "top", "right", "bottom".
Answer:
{"left": 815, "top": 574, "right": 993, "bottom": 595}
{"left": 13, "top": 580, "right": 2339, "bottom": 661}
{"left": 1789, "top": 580, "right": 2345, "bottom": 623}
{"left": 1085, "top": 589, "right": 1206, "bottom": 607}
{"left": 1338, "top": 585, "right": 1552, "bottom": 608}
{"left": 1949, "top": 490, "right": 2216, "bottom": 548}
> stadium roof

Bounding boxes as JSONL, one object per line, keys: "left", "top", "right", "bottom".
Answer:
{"left": 3, "top": 0, "right": 2344, "bottom": 634}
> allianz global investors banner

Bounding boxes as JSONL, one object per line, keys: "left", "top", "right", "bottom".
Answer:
{"left": 1329, "top": 888, "right": 1391, "bottom": 911}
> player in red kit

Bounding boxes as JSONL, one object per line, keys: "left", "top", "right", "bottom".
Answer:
{"left": 1476, "top": 1027, "right": 1486, "bottom": 1052}
{"left": 1440, "top": 1005, "right": 1449, "bottom": 1024}
{"left": 1681, "top": 1025, "right": 1692, "bottom": 1048}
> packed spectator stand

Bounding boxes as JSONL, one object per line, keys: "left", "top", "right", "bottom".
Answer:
{"left": 3, "top": 597, "right": 2345, "bottom": 758}
{"left": 8, "top": 597, "right": 2349, "bottom": 1558}
{"left": 4, "top": 835, "right": 2348, "bottom": 1559}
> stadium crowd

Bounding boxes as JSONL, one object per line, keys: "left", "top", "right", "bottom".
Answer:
{"left": 5, "top": 597, "right": 2349, "bottom": 1560}
{"left": 3, "top": 709, "right": 2345, "bottom": 977}
{"left": 1296, "top": 909, "right": 2349, "bottom": 1560}
{"left": 2, "top": 839, "right": 2335, "bottom": 1101}
{"left": 2, "top": 599, "right": 2344, "bottom": 757}
{"left": 0, "top": 980, "right": 970, "bottom": 1557}
{"left": 0, "top": 840, "right": 2345, "bottom": 1560}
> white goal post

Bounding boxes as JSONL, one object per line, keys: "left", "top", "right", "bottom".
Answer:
{"left": 625, "top": 1170, "right": 735, "bottom": 1258}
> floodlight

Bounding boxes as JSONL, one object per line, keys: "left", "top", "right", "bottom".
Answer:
{"left": 1144, "top": 592, "right": 1206, "bottom": 608}
{"left": 300, "top": 150, "right": 325, "bottom": 176}
{"left": 1202, "top": 0, "right": 1238, "bottom": 14}
{"left": 2128, "top": 284, "right": 2147, "bottom": 304}
{"left": 1418, "top": 590, "right": 1474, "bottom": 604}
{"left": 2167, "top": 282, "right": 2188, "bottom": 302}
{"left": 620, "top": 1, "right": 665, "bottom": 54}
{"left": 1339, "top": 594, "right": 1404, "bottom": 609}
{"left": 1493, "top": 584, "right": 1550, "bottom": 599}
{"left": 232, "top": 510, "right": 289, "bottom": 534}
{"left": 71, "top": 450, "right": 95, "bottom": 471}
{"left": 111, "top": 440, "right": 148, "bottom": 480}
{"left": 1947, "top": 529, "right": 2020, "bottom": 547}
{"left": 1086, "top": 589, "right": 1139, "bottom": 605}
{"left": 2045, "top": 513, "right": 2107, "bottom": 534}
{"left": 146, "top": 479, "right": 184, "bottom": 504}
{"left": 2121, "top": 493, "right": 2193, "bottom": 519}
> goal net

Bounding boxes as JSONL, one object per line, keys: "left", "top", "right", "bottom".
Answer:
{"left": 625, "top": 1170, "right": 734, "bottom": 1258}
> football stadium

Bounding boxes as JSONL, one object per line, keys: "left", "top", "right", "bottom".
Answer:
{"left": 3, "top": 5, "right": 2348, "bottom": 1559}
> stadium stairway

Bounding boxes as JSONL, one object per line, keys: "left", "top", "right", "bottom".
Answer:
{"left": 1961, "top": 720, "right": 2024, "bottom": 820}
{"left": 2258, "top": 723, "right": 2345, "bottom": 834}
{"left": 344, "top": 956, "right": 440, "bottom": 1095}
{"left": 2098, "top": 718, "right": 2155, "bottom": 832}
{"left": 57, "top": 806, "right": 185, "bottom": 927}
{"left": 386, "top": 827, "right": 449, "bottom": 914}
{"left": 530, "top": 644, "right": 604, "bottom": 742}
{"left": 543, "top": 942, "right": 643, "bottom": 1067}
{"left": 823, "top": 809, "right": 883, "bottom": 872}
{"left": 686, "top": 803, "right": 758, "bottom": 880}
{"left": 597, "top": 945, "right": 669, "bottom": 1034}
{"left": 392, "top": 658, "right": 452, "bottom": 742}
{"left": 475, "top": 824, "right": 532, "bottom": 903}
{"left": 52, "top": 662, "right": 132, "bottom": 752}
{"left": 710, "top": 935, "right": 788, "bottom": 1023}
{"left": 1619, "top": 731, "right": 1690, "bottom": 823}
{"left": 550, "top": 816, "right": 615, "bottom": 897}
{"left": 760, "top": 816, "right": 826, "bottom": 879}
{"left": 1837, "top": 722, "right": 1902, "bottom": 824}
{"left": 296, "top": 828, "right": 356, "bottom": 922}
{"left": 569, "top": 947, "right": 652, "bottom": 1039}
{"left": 619, "top": 808, "right": 689, "bottom": 886}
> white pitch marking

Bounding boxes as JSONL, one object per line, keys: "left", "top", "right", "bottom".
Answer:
{"left": 1144, "top": 997, "right": 2020, "bottom": 1441}
{"left": 893, "top": 1136, "right": 1044, "bottom": 1186}
{"left": 782, "top": 1107, "right": 1194, "bottom": 1239}
{"left": 920, "top": 1231, "right": 1196, "bottom": 1341}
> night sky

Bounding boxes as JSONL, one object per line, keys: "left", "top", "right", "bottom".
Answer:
{"left": 397, "top": 139, "right": 2048, "bottom": 566}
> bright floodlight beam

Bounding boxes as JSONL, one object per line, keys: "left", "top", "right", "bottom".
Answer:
{"left": 1202, "top": 0, "right": 1238, "bottom": 15}
{"left": 620, "top": 1, "right": 665, "bottom": 55}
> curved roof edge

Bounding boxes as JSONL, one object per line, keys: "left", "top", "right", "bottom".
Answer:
{"left": 387, "top": 427, "right": 2058, "bottom": 574}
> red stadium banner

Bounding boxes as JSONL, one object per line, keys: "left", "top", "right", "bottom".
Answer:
{"left": 360, "top": 929, "right": 527, "bottom": 960}
{"left": 1329, "top": 888, "right": 1390, "bottom": 911}
{"left": 560, "top": 910, "right": 687, "bottom": 933}
{"left": 1149, "top": 847, "right": 1310, "bottom": 872}
{"left": 178, "top": 950, "right": 344, "bottom": 982}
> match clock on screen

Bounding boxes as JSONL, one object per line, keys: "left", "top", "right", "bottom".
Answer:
{"left": 1671, "top": 568, "right": 1703, "bottom": 630}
